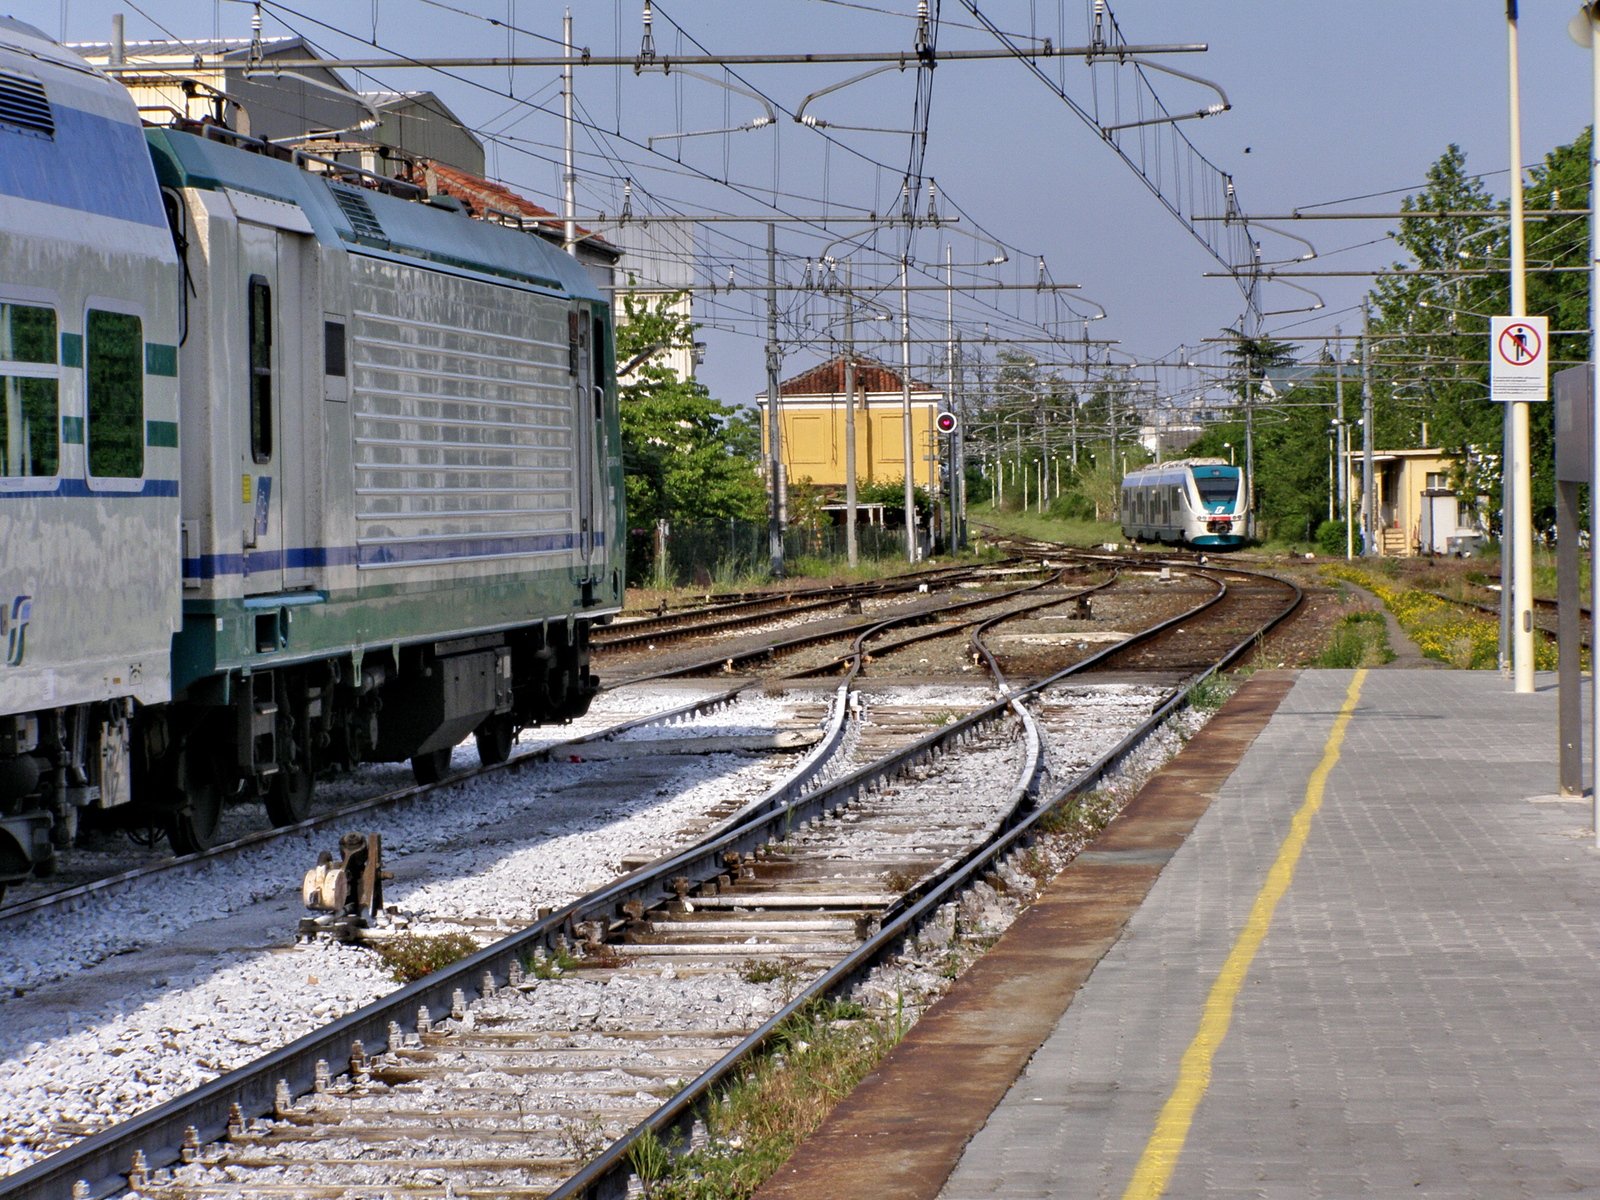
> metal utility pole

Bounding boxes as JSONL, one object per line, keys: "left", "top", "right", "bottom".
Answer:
{"left": 1360, "top": 301, "right": 1376, "bottom": 557}
{"left": 562, "top": 10, "right": 576, "bottom": 255}
{"left": 945, "top": 246, "right": 960, "bottom": 550}
{"left": 1243, "top": 353, "right": 1255, "bottom": 534}
{"left": 1036, "top": 372, "right": 1048, "bottom": 513}
{"left": 766, "top": 225, "right": 785, "bottom": 577}
{"left": 843, "top": 261, "right": 859, "bottom": 568}
{"left": 1334, "top": 329, "right": 1352, "bottom": 559}
{"left": 900, "top": 254, "right": 917, "bottom": 562}
{"left": 1571, "top": 0, "right": 1600, "bottom": 843}
{"left": 953, "top": 332, "right": 968, "bottom": 549}
{"left": 1506, "top": 0, "right": 1535, "bottom": 692}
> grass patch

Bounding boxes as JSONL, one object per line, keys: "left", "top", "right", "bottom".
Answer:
{"left": 1184, "top": 673, "right": 1233, "bottom": 712}
{"left": 1313, "top": 611, "right": 1395, "bottom": 668}
{"left": 629, "top": 998, "right": 904, "bottom": 1199}
{"left": 1322, "top": 564, "right": 1561, "bottom": 670}
{"left": 972, "top": 508, "right": 1121, "bottom": 548}
{"left": 371, "top": 932, "right": 479, "bottom": 984}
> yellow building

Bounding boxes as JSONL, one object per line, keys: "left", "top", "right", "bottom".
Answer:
{"left": 757, "top": 356, "right": 944, "bottom": 493}
{"left": 1345, "top": 448, "right": 1484, "bottom": 556}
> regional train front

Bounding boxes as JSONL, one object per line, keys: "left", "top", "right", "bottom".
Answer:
{"left": 1118, "top": 458, "right": 1248, "bottom": 549}
{"left": 1190, "top": 461, "right": 1248, "bottom": 548}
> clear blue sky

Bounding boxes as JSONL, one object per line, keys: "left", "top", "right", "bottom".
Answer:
{"left": 17, "top": 0, "right": 1596, "bottom": 411}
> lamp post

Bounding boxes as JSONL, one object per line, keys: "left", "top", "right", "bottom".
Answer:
{"left": 1222, "top": 441, "right": 1233, "bottom": 465}
{"left": 900, "top": 253, "right": 916, "bottom": 564}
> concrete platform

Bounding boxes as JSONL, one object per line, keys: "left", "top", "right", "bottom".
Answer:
{"left": 758, "top": 669, "right": 1600, "bottom": 1200}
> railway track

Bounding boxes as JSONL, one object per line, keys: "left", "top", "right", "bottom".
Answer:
{"left": 3, "top": 554, "right": 1300, "bottom": 1199}
{"left": 594, "top": 561, "right": 1006, "bottom": 652}
{"left": 0, "top": 564, "right": 1053, "bottom": 922}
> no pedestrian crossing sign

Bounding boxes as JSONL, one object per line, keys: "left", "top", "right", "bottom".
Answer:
{"left": 1489, "top": 315, "right": 1549, "bottom": 402}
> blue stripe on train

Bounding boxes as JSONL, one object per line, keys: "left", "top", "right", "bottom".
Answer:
{"left": 0, "top": 478, "right": 177, "bottom": 498}
{"left": 183, "top": 532, "right": 606, "bottom": 579}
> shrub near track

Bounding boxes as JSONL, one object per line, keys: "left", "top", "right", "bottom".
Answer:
{"left": 1321, "top": 565, "right": 1559, "bottom": 670}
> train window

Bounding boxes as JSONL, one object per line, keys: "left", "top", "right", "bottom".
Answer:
{"left": 591, "top": 315, "right": 608, "bottom": 419}
{"left": 86, "top": 309, "right": 143, "bottom": 478}
{"left": 0, "top": 302, "right": 58, "bottom": 478}
{"left": 1196, "top": 475, "right": 1238, "bottom": 504}
{"left": 323, "top": 320, "right": 346, "bottom": 378}
{"left": 248, "top": 276, "right": 272, "bottom": 462}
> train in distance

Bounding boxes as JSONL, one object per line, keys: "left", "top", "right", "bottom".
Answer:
{"left": 0, "top": 17, "right": 626, "bottom": 894}
{"left": 1119, "top": 458, "right": 1248, "bottom": 549}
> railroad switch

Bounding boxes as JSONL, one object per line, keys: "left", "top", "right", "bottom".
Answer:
{"left": 299, "top": 832, "right": 394, "bottom": 942}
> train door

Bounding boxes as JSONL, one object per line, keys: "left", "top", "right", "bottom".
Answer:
{"left": 570, "top": 307, "right": 600, "bottom": 579}
{"left": 237, "top": 221, "right": 307, "bottom": 595}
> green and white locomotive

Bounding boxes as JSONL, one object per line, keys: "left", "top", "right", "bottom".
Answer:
{"left": 0, "top": 18, "right": 624, "bottom": 887}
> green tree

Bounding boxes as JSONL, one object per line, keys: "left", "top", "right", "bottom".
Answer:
{"left": 1370, "top": 143, "right": 1503, "bottom": 508}
{"left": 614, "top": 292, "right": 764, "bottom": 529}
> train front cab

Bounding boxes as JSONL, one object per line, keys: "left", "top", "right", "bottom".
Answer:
{"left": 1189, "top": 461, "right": 1246, "bottom": 548}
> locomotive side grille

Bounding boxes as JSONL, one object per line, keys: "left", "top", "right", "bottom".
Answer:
{"left": 330, "top": 184, "right": 386, "bottom": 243}
{"left": 0, "top": 70, "right": 53, "bottom": 139}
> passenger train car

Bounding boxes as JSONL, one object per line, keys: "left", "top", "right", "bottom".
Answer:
{"left": 0, "top": 18, "right": 624, "bottom": 888}
{"left": 1119, "top": 458, "right": 1247, "bottom": 549}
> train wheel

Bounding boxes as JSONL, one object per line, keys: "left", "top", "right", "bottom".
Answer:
{"left": 165, "top": 777, "right": 222, "bottom": 856}
{"left": 474, "top": 714, "right": 515, "bottom": 767}
{"left": 411, "top": 747, "right": 453, "bottom": 785}
{"left": 264, "top": 730, "right": 315, "bottom": 827}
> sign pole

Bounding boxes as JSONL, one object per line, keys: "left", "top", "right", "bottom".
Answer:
{"left": 1507, "top": 2, "right": 1535, "bottom": 693}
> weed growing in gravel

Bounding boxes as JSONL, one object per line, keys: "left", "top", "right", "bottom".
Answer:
{"left": 882, "top": 866, "right": 920, "bottom": 892}
{"left": 1184, "top": 673, "right": 1233, "bottom": 712}
{"left": 1313, "top": 611, "right": 1394, "bottom": 668}
{"left": 1021, "top": 846, "right": 1058, "bottom": 884}
{"left": 629, "top": 998, "right": 904, "bottom": 1198}
{"left": 525, "top": 944, "right": 581, "bottom": 979}
{"left": 371, "top": 932, "right": 479, "bottom": 984}
{"left": 738, "top": 958, "right": 802, "bottom": 989}
{"left": 629, "top": 1128, "right": 675, "bottom": 1191}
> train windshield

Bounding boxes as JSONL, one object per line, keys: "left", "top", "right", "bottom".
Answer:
{"left": 1196, "top": 473, "right": 1239, "bottom": 506}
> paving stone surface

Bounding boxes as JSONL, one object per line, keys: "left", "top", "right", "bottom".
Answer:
{"left": 939, "top": 670, "right": 1600, "bottom": 1199}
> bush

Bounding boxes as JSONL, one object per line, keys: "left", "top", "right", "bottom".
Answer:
{"left": 1048, "top": 491, "right": 1098, "bottom": 522}
{"left": 371, "top": 932, "right": 479, "bottom": 984}
{"left": 1315, "top": 520, "right": 1348, "bottom": 558}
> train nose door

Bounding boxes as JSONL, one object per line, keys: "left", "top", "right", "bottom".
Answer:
{"left": 238, "top": 221, "right": 307, "bottom": 595}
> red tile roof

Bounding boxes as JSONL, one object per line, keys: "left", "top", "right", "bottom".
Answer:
{"left": 421, "top": 161, "right": 615, "bottom": 253}
{"left": 780, "top": 355, "right": 934, "bottom": 396}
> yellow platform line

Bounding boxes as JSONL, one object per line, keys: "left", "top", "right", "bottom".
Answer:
{"left": 1122, "top": 668, "right": 1367, "bottom": 1200}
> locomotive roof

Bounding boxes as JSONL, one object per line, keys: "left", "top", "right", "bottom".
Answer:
{"left": 144, "top": 126, "right": 603, "bottom": 303}
{"left": 1123, "top": 457, "right": 1234, "bottom": 476}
